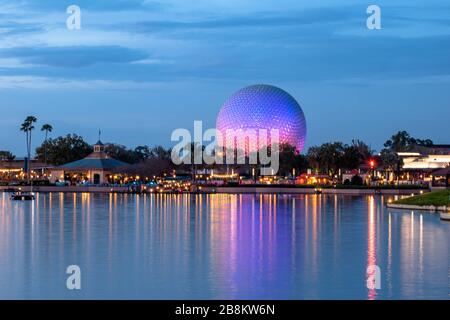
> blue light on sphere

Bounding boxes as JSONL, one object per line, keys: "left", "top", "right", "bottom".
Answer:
{"left": 216, "top": 84, "right": 307, "bottom": 153}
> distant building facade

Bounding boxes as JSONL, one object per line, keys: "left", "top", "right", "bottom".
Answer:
{"left": 399, "top": 145, "right": 450, "bottom": 170}
{"left": 398, "top": 144, "right": 450, "bottom": 187}
{"left": 0, "top": 159, "right": 49, "bottom": 181}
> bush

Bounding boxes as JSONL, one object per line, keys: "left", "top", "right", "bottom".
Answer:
{"left": 225, "top": 182, "right": 240, "bottom": 187}
{"left": 351, "top": 175, "right": 363, "bottom": 186}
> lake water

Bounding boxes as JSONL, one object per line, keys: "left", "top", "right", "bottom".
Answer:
{"left": 0, "top": 192, "right": 448, "bottom": 300}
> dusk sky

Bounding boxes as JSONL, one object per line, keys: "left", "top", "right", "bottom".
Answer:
{"left": 1, "top": 0, "right": 449, "bottom": 157}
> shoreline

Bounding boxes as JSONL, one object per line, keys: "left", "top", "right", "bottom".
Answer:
{"left": 387, "top": 202, "right": 450, "bottom": 220}
{"left": 203, "top": 186, "right": 426, "bottom": 195}
{"left": 386, "top": 202, "right": 448, "bottom": 213}
{"left": 0, "top": 185, "right": 427, "bottom": 196}
{"left": 387, "top": 189, "right": 450, "bottom": 216}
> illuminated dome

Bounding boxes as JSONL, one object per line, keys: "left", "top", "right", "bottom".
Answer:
{"left": 216, "top": 84, "right": 307, "bottom": 152}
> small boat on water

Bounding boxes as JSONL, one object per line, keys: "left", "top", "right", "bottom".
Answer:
{"left": 440, "top": 212, "right": 450, "bottom": 221}
{"left": 10, "top": 192, "right": 35, "bottom": 201}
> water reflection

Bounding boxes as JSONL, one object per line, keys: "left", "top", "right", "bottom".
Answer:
{"left": 0, "top": 192, "right": 448, "bottom": 300}
{"left": 367, "top": 196, "right": 377, "bottom": 300}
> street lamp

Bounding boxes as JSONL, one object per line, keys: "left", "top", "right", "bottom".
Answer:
{"left": 369, "top": 159, "right": 376, "bottom": 185}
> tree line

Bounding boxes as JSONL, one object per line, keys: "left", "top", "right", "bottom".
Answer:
{"left": 0, "top": 116, "right": 435, "bottom": 179}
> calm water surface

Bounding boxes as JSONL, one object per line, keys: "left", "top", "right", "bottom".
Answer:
{"left": 0, "top": 192, "right": 448, "bottom": 300}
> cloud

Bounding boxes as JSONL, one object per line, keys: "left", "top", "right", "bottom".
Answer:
{"left": 0, "top": 75, "right": 167, "bottom": 90}
{"left": 16, "top": 0, "right": 168, "bottom": 12}
{"left": 0, "top": 45, "right": 149, "bottom": 67}
{"left": 0, "top": 20, "right": 45, "bottom": 37}
{"left": 0, "top": 1, "right": 450, "bottom": 88}
{"left": 129, "top": 7, "right": 356, "bottom": 33}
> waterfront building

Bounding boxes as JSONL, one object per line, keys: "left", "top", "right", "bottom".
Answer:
{"left": 399, "top": 145, "right": 450, "bottom": 170}
{"left": 296, "top": 173, "right": 331, "bottom": 185}
{"left": 0, "top": 159, "right": 49, "bottom": 181}
{"left": 430, "top": 167, "right": 450, "bottom": 188}
{"left": 398, "top": 144, "right": 450, "bottom": 186}
{"left": 341, "top": 169, "right": 370, "bottom": 184}
{"left": 49, "top": 140, "right": 128, "bottom": 185}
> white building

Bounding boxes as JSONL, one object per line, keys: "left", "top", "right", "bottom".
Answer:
{"left": 399, "top": 145, "right": 450, "bottom": 170}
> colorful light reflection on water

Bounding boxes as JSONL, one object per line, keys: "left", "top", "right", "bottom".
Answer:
{"left": 0, "top": 192, "right": 448, "bottom": 300}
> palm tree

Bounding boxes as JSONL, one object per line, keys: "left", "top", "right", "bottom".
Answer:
{"left": 20, "top": 116, "right": 37, "bottom": 183}
{"left": 41, "top": 124, "right": 53, "bottom": 165}
{"left": 351, "top": 139, "right": 374, "bottom": 161}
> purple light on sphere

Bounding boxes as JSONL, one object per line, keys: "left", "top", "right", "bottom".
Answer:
{"left": 216, "top": 84, "right": 307, "bottom": 153}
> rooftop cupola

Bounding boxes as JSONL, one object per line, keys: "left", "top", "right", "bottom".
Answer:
{"left": 94, "top": 140, "right": 105, "bottom": 153}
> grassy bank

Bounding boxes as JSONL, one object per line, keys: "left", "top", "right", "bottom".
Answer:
{"left": 395, "top": 190, "right": 450, "bottom": 207}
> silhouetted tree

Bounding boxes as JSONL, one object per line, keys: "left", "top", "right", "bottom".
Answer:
{"left": 351, "top": 139, "right": 374, "bottom": 162}
{"left": 134, "top": 145, "right": 151, "bottom": 161}
{"left": 104, "top": 144, "right": 140, "bottom": 164}
{"left": 383, "top": 131, "right": 433, "bottom": 152}
{"left": 341, "top": 145, "right": 361, "bottom": 170}
{"left": 351, "top": 175, "right": 364, "bottom": 186}
{"left": 307, "top": 142, "right": 345, "bottom": 176}
{"left": 20, "top": 115, "right": 37, "bottom": 182}
{"left": 150, "top": 145, "right": 171, "bottom": 161}
{"left": 278, "top": 143, "right": 309, "bottom": 176}
{"left": 0, "top": 151, "right": 15, "bottom": 161}
{"left": 41, "top": 123, "right": 53, "bottom": 165}
{"left": 36, "top": 134, "right": 92, "bottom": 165}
